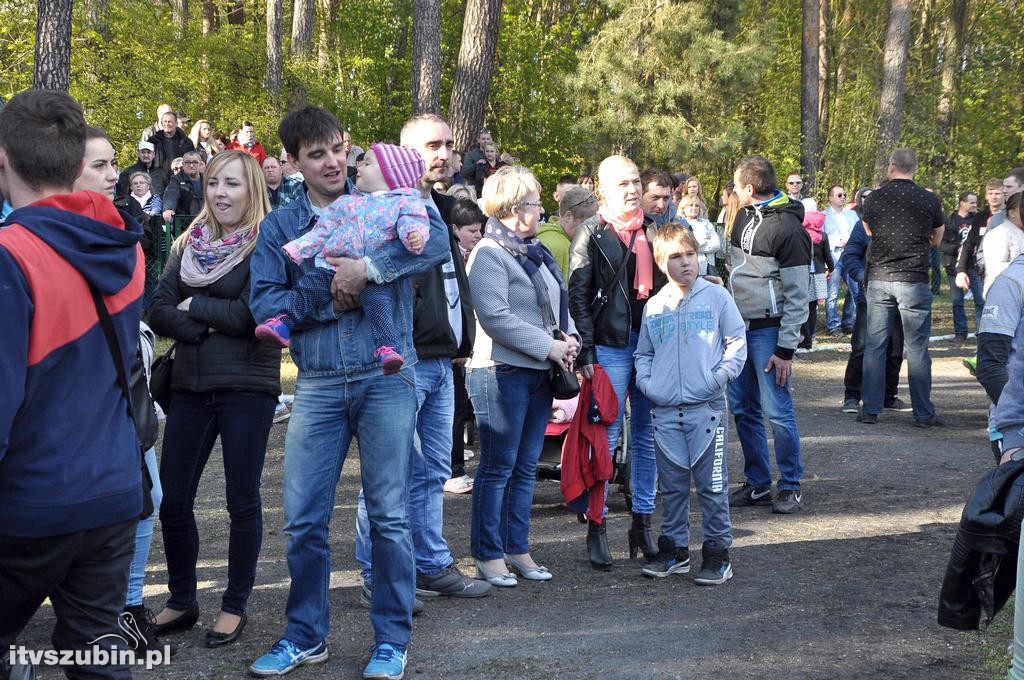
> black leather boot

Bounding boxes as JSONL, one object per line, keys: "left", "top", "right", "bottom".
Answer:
{"left": 586, "top": 520, "right": 613, "bottom": 571}
{"left": 628, "top": 512, "right": 659, "bottom": 560}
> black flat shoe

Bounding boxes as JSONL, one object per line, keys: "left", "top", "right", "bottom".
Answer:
{"left": 151, "top": 603, "right": 199, "bottom": 636}
{"left": 204, "top": 613, "right": 247, "bottom": 648}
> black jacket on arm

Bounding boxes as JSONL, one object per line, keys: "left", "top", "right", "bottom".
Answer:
{"left": 567, "top": 215, "right": 666, "bottom": 367}
{"left": 411, "top": 190, "right": 475, "bottom": 359}
{"left": 938, "top": 459, "right": 1024, "bottom": 631}
{"left": 148, "top": 241, "right": 281, "bottom": 396}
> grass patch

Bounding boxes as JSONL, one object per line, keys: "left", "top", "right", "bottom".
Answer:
{"left": 966, "top": 601, "right": 1013, "bottom": 679}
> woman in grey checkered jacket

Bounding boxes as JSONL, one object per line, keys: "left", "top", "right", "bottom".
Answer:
{"left": 465, "top": 166, "right": 580, "bottom": 587}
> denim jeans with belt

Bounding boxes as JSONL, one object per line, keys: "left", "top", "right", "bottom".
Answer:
{"left": 468, "top": 365, "right": 551, "bottom": 560}
{"left": 862, "top": 280, "right": 935, "bottom": 420}
{"left": 159, "top": 390, "right": 276, "bottom": 616}
{"left": 595, "top": 330, "right": 657, "bottom": 514}
{"left": 355, "top": 357, "right": 456, "bottom": 586}
{"left": 282, "top": 370, "right": 417, "bottom": 649}
{"left": 727, "top": 326, "right": 803, "bottom": 491}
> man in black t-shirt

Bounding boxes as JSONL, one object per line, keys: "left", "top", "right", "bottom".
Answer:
{"left": 859, "top": 148, "right": 945, "bottom": 426}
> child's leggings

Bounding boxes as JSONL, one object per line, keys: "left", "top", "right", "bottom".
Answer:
{"left": 286, "top": 267, "right": 399, "bottom": 351}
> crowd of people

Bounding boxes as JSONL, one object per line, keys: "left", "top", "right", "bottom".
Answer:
{"left": 2, "top": 88, "right": 1024, "bottom": 680}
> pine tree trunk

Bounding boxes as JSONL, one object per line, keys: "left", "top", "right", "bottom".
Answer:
{"left": 817, "top": 0, "right": 830, "bottom": 151}
{"left": 381, "top": 0, "right": 412, "bottom": 130}
{"left": 316, "top": 0, "right": 337, "bottom": 73}
{"left": 800, "top": 0, "right": 821, "bottom": 190}
{"left": 874, "top": 0, "right": 913, "bottom": 179}
{"left": 266, "top": 0, "right": 283, "bottom": 96}
{"left": 412, "top": 0, "right": 441, "bottom": 114}
{"left": 171, "top": 0, "right": 188, "bottom": 39}
{"left": 85, "top": 0, "right": 109, "bottom": 39}
{"left": 202, "top": 0, "right": 217, "bottom": 35}
{"left": 33, "top": 0, "right": 72, "bottom": 91}
{"left": 291, "top": 0, "right": 314, "bottom": 57}
{"left": 835, "top": 0, "right": 855, "bottom": 91}
{"left": 936, "top": 0, "right": 968, "bottom": 140}
{"left": 448, "top": 0, "right": 502, "bottom": 152}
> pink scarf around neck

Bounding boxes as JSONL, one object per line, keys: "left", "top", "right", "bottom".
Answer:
{"left": 597, "top": 205, "right": 653, "bottom": 299}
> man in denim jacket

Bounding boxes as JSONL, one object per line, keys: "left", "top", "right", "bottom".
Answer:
{"left": 247, "top": 107, "right": 449, "bottom": 680}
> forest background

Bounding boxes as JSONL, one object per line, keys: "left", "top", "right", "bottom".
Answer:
{"left": 2, "top": 0, "right": 1022, "bottom": 212}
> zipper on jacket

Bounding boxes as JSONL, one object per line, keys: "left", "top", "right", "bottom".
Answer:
{"left": 768, "top": 280, "right": 779, "bottom": 316}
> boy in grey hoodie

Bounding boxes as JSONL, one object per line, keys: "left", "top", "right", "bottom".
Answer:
{"left": 634, "top": 224, "right": 747, "bottom": 584}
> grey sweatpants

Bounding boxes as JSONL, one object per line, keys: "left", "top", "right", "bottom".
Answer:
{"left": 651, "top": 402, "right": 733, "bottom": 551}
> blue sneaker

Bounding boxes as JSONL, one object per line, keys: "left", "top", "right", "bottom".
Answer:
{"left": 363, "top": 642, "right": 407, "bottom": 679}
{"left": 249, "top": 638, "right": 328, "bottom": 677}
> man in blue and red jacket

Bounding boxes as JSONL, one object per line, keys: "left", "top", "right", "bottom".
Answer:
{"left": 0, "top": 90, "right": 145, "bottom": 678}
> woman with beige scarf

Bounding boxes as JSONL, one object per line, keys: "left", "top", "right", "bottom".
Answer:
{"left": 147, "top": 151, "right": 280, "bottom": 647}
{"left": 567, "top": 155, "right": 667, "bottom": 570}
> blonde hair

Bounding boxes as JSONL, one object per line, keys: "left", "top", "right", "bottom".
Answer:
{"left": 481, "top": 165, "right": 542, "bottom": 219}
{"left": 652, "top": 222, "right": 700, "bottom": 268}
{"left": 128, "top": 171, "right": 151, "bottom": 188}
{"left": 189, "top": 119, "right": 212, "bottom": 148}
{"left": 596, "top": 154, "right": 639, "bottom": 202}
{"left": 174, "top": 151, "right": 271, "bottom": 256}
{"left": 680, "top": 194, "right": 707, "bottom": 215}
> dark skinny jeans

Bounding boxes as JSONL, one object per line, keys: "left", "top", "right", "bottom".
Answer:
{"left": 159, "top": 389, "right": 276, "bottom": 616}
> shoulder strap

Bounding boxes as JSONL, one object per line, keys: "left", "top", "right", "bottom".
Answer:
{"left": 610, "top": 230, "right": 637, "bottom": 287}
{"left": 88, "top": 285, "right": 135, "bottom": 424}
{"left": 591, "top": 227, "right": 636, "bottom": 322}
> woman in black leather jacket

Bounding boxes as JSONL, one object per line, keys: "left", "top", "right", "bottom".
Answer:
{"left": 147, "top": 151, "right": 280, "bottom": 646}
{"left": 567, "top": 154, "right": 666, "bottom": 568}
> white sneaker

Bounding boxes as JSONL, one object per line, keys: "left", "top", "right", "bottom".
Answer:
{"left": 444, "top": 475, "right": 473, "bottom": 494}
{"left": 273, "top": 403, "right": 291, "bottom": 424}
{"left": 464, "top": 449, "right": 475, "bottom": 460}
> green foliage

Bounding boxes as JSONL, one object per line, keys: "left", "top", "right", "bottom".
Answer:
{"left": 0, "top": 0, "right": 1021, "bottom": 214}
{"left": 572, "top": 0, "right": 770, "bottom": 194}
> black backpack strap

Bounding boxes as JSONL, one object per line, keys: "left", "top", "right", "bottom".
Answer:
{"left": 88, "top": 285, "right": 135, "bottom": 424}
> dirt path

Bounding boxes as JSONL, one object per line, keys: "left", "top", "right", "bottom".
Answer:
{"left": 20, "top": 341, "right": 999, "bottom": 679}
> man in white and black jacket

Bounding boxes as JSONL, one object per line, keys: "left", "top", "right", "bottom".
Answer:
{"left": 354, "top": 113, "right": 490, "bottom": 602}
{"left": 726, "top": 155, "right": 811, "bottom": 515}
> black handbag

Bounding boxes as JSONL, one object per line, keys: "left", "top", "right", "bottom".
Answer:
{"left": 549, "top": 330, "right": 581, "bottom": 400}
{"left": 149, "top": 342, "right": 177, "bottom": 413}
{"left": 88, "top": 286, "right": 155, "bottom": 520}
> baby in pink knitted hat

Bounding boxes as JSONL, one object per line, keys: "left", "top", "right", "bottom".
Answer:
{"left": 256, "top": 143, "right": 430, "bottom": 375}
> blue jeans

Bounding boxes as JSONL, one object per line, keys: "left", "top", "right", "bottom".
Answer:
{"left": 159, "top": 390, "right": 276, "bottom": 616}
{"left": 950, "top": 268, "right": 984, "bottom": 335}
{"left": 468, "top": 365, "right": 551, "bottom": 560}
{"left": 282, "top": 370, "right": 417, "bottom": 649}
{"left": 727, "top": 326, "right": 803, "bottom": 491}
{"left": 125, "top": 447, "right": 162, "bottom": 608}
{"left": 825, "top": 259, "right": 857, "bottom": 331}
{"left": 595, "top": 331, "right": 657, "bottom": 514}
{"left": 355, "top": 358, "right": 455, "bottom": 585}
{"left": 863, "top": 281, "right": 935, "bottom": 420}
